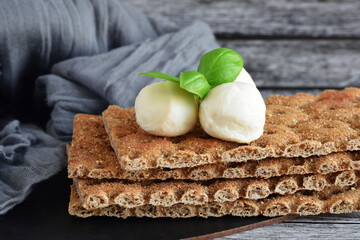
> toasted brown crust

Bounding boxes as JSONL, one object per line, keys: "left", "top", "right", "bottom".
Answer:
{"left": 68, "top": 113, "right": 360, "bottom": 181}
{"left": 102, "top": 88, "right": 360, "bottom": 171}
{"left": 74, "top": 170, "right": 359, "bottom": 209}
{"left": 69, "top": 184, "right": 360, "bottom": 218}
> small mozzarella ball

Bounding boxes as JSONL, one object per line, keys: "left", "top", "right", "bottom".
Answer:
{"left": 235, "top": 68, "right": 256, "bottom": 87}
{"left": 135, "top": 81, "right": 198, "bottom": 137}
{"left": 199, "top": 82, "right": 266, "bottom": 143}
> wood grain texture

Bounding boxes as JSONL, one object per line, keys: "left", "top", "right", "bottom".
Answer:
{"left": 217, "top": 213, "right": 360, "bottom": 239}
{"left": 124, "top": 0, "right": 360, "bottom": 38}
{"left": 221, "top": 40, "right": 360, "bottom": 88}
{"left": 218, "top": 222, "right": 360, "bottom": 239}
{"left": 288, "top": 212, "right": 360, "bottom": 224}
{"left": 260, "top": 88, "right": 324, "bottom": 99}
{"left": 219, "top": 213, "right": 360, "bottom": 239}
{"left": 123, "top": 0, "right": 360, "bottom": 87}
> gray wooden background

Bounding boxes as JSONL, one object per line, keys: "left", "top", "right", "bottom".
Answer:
{"left": 123, "top": 0, "right": 360, "bottom": 238}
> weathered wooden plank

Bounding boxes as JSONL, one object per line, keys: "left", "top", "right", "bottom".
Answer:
{"left": 218, "top": 213, "right": 360, "bottom": 239}
{"left": 123, "top": 0, "right": 360, "bottom": 38}
{"left": 221, "top": 40, "right": 360, "bottom": 88}
{"left": 260, "top": 88, "right": 324, "bottom": 99}
{"left": 218, "top": 222, "right": 360, "bottom": 239}
{"left": 287, "top": 212, "right": 360, "bottom": 224}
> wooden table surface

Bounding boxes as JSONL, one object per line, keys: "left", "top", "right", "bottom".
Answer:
{"left": 122, "top": 0, "right": 360, "bottom": 238}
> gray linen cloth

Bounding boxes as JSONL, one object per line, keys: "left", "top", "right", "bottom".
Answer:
{"left": 0, "top": 0, "right": 219, "bottom": 214}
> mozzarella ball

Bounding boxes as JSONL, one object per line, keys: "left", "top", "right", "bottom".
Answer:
{"left": 199, "top": 82, "right": 266, "bottom": 143}
{"left": 135, "top": 81, "right": 198, "bottom": 137}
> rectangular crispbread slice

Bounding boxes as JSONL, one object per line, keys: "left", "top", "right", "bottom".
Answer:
{"left": 102, "top": 88, "right": 360, "bottom": 171}
{"left": 69, "top": 113, "right": 360, "bottom": 181}
{"left": 74, "top": 170, "right": 359, "bottom": 209}
{"left": 69, "top": 183, "right": 360, "bottom": 218}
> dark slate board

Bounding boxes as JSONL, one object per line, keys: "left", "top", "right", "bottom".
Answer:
{"left": 0, "top": 170, "right": 296, "bottom": 240}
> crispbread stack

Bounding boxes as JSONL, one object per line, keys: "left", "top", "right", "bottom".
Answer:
{"left": 68, "top": 88, "right": 360, "bottom": 218}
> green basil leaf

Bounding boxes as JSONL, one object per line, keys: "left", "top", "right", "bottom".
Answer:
{"left": 139, "top": 72, "right": 180, "bottom": 83}
{"left": 180, "top": 71, "right": 210, "bottom": 99}
{"left": 197, "top": 48, "right": 243, "bottom": 88}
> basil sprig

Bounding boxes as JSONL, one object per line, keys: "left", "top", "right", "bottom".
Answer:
{"left": 139, "top": 48, "right": 243, "bottom": 99}
{"left": 139, "top": 72, "right": 180, "bottom": 84}
{"left": 140, "top": 71, "right": 209, "bottom": 99}
{"left": 198, "top": 48, "right": 243, "bottom": 88}
{"left": 180, "top": 71, "right": 210, "bottom": 99}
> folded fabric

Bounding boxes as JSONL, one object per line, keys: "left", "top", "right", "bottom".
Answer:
{"left": 0, "top": 0, "right": 219, "bottom": 214}
{"left": 0, "top": 120, "right": 66, "bottom": 215}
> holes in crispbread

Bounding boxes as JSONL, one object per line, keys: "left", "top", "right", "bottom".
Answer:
{"left": 264, "top": 203, "right": 290, "bottom": 217}
{"left": 297, "top": 202, "right": 321, "bottom": 215}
